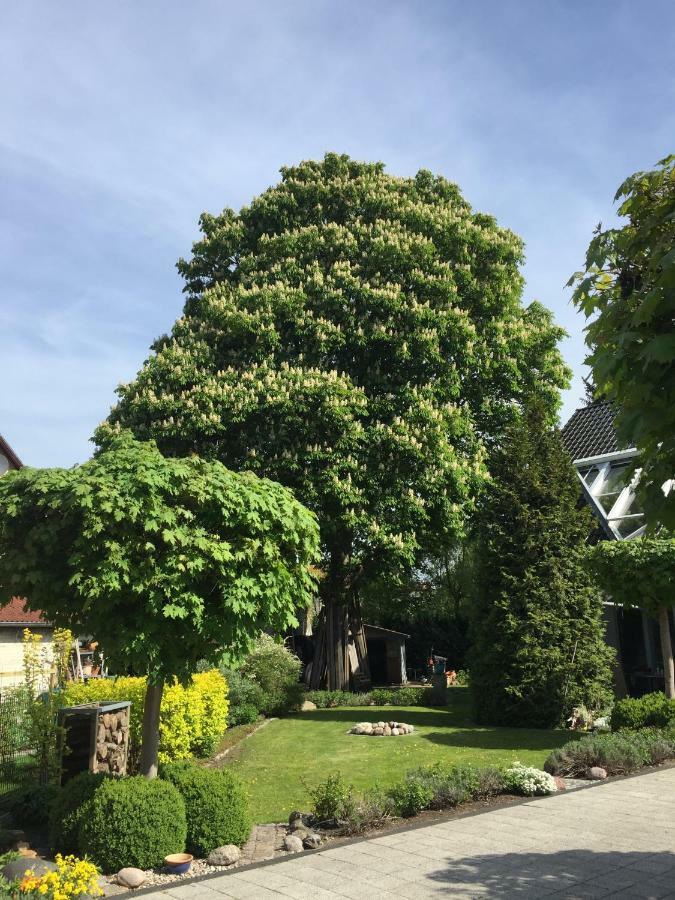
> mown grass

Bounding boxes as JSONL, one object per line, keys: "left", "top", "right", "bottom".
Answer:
{"left": 222, "top": 688, "right": 572, "bottom": 823}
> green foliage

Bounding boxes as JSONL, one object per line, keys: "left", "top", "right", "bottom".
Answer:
{"left": 78, "top": 776, "right": 187, "bottom": 871}
{"left": 544, "top": 728, "right": 675, "bottom": 777}
{"left": 161, "top": 762, "right": 251, "bottom": 854}
{"left": 469, "top": 403, "right": 615, "bottom": 727}
{"left": 587, "top": 538, "right": 675, "bottom": 620}
{"left": 61, "top": 670, "right": 229, "bottom": 768}
{"left": 8, "top": 783, "right": 61, "bottom": 828}
{"left": 237, "top": 635, "right": 303, "bottom": 715}
{"left": 570, "top": 155, "right": 675, "bottom": 528}
{"left": 102, "top": 154, "right": 569, "bottom": 670}
{"left": 308, "top": 772, "right": 356, "bottom": 823}
{"left": 220, "top": 668, "right": 266, "bottom": 725}
{"left": 611, "top": 692, "right": 675, "bottom": 730}
{"left": 49, "top": 772, "right": 108, "bottom": 855}
{"left": 0, "top": 433, "right": 319, "bottom": 685}
{"left": 388, "top": 777, "right": 435, "bottom": 818}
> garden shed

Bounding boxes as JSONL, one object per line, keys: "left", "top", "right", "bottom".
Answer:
{"left": 363, "top": 623, "right": 409, "bottom": 686}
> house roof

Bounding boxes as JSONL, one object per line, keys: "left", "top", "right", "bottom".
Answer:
{"left": 0, "top": 435, "right": 23, "bottom": 470}
{"left": 0, "top": 597, "right": 50, "bottom": 626}
{"left": 561, "top": 400, "right": 631, "bottom": 462}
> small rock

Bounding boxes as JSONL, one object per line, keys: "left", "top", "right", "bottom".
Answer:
{"left": 116, "top": 867, "right": 147, "bottom": 889}
{"left": 554, "top": 776, "right": 566, "bottom": 791}
{"left": 391, "top": 728, "right": 400, "bottom": 735}
{"left": 290, "top": 824, "right": 310, "bottom": 839}
{"left": 3, "top": 859, "right": 56, "bottom": 881}
{"left": 587, "top": 766, "right": 608, "bottom": 780}
{"left": 301, "top": 700, "right": 317, "bottom": 711}
{"left": 407, "top": 724, "right": 414, "bottom": 732}
{"left": 302, "top": 833, "right": 321, "bottom": 850}
{"left": 383, "top": 725, "right": 392, "bottom": 736}
{"left": 18, "top": 849, "right": 38, "bottom": 859}
{"left": 283, "top": 834, "right": 304, "bottom": 853}
{"left": 377, "top": 721, "right": 386, "bottom": 728}
{"left": 207, "top": 844, "right": 241, "bottom": 866}
{"left": 288, "top": 810, "right": 308, "bottom": 828}
{"left": 372, "top": 727, "right": 384, "bottom": 735}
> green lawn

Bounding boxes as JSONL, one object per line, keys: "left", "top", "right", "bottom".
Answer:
{"left": 223, "top": 689, "right": 572, "bottom": 823}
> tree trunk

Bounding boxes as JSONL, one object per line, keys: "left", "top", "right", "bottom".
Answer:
{"left": 139, "top": 680, "right": 164, "bottom": 778}
{"left": 658, "top": 605, "right": 675, "bottom": 699}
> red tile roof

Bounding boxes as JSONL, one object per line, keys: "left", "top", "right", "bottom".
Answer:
{"left": 0, "top": 597, "right": 49, "bottom": 625}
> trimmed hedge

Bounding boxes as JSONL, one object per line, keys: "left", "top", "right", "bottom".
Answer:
{"left": 61, "top": 669, "right": 228, "bottom": 767}
{"left": 544, "top": 727, "right": 675, "bottom": 777}
{"left": 49, "top": 772, "right": 108, "bottom": 855}
{"left": 306, "top": 686, "right": 432, "bottom": 708}
{"left": 79, "top": 776, "right": 187, "bottom": 871}
{"left": 611, "top": 693, "right": 675, "bottom": 731}
{"left": 162, "top": 762, "right": 251, "bottom": 855}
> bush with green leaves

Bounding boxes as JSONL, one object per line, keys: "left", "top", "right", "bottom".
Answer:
{"left": 49, "top": 772, "right": 108, "bottom": 855}
{"left": 503, "top": 763, "right": 557, "bottom": 796}
{"left": 161, "top": 762, "right": 251, "bottom": 855}
{"left": 308, "top": 772, "right": 357, "bottom": 824}
{"left": 8, "top": 783, "right": 61, "bottom": 829}
{"left": 611, "top": 693, "right": 675, "bottom": 731}
{"left": 79, "top": 776, "right": 187, "bottom": 871}
{"left": 388, "top": 777, "right": 435, "bottom": 818}
{"left": 338, "top": 788, "right": 394, "bottom": 835}
{"left": 305, "top": 690, "right": 370, "bottom": 708}
{"left": 238, "top": 635, "right": 303, "bottom": 716}
{"left": 544, "top": 728, "right": 675, "bottom": 777}
{"left": 220, "top": 668, "right": 266, "bottom": 725}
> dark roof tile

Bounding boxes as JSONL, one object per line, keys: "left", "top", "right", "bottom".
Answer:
{"left": 561, "top": 400, "right": 631, "bottom": 461}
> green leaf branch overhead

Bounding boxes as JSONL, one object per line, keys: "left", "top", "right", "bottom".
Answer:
{"left": 103, "top": 153, "right": 570, "bottom": 689}
{"left": 570, "top": 154, "right": 675, "bottom": 529}
{"left": 0, "top": 432, "right": 319, "bottom": 775}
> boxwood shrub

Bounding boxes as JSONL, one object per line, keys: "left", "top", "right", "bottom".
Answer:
{"left": 9, "top": 783, "right": 61, "bottom": 829}
{"left": 162, "top": 762, "right": 251, "bottom": 855}
{"left": 79, "top": 776, "right": 187, "bottom": 871}
{"left": 49, "top": 772, "right": 108, "bottom": 855}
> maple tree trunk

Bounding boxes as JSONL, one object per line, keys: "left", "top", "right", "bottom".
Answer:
{"left": 658, "top": 606, "right": 675, "bottom": 699}
{"left": 139, "top": 680, "right": 164, "bottom": 778}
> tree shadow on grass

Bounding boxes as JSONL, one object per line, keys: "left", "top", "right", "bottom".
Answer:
{"left": 423, "top": 727, "right": 568, "bottom": 753}
{"left": 285, "top": 706, "right": 474, "bottom": 729}
{"left": 422, "top": 849, "right": 675, "bottom": 897}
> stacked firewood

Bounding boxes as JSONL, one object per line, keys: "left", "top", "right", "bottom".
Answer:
{"left": 95, "top": 708, "right": 129, "bottom": 775}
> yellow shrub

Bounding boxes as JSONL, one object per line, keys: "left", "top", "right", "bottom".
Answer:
{"left": 61, "top": 670, "right": 228, "bottom": 768}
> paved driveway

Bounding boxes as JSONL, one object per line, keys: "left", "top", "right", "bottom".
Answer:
{"left": 143, "top": 767, "right": 675, "bottom": 899}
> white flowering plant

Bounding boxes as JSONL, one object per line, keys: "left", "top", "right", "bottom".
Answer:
{"left": 503, "top": 762, "right": 557, "bottom": 796}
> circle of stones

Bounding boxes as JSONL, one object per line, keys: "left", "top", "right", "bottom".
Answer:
{"left": 348, "top": 721, "right": 414, "bottom": 736}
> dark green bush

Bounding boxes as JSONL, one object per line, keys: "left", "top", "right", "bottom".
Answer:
{"left": 370, "top": 688, "right": 394, "bottom": 705}
{"left": 308, "top": 772, "right": 356, "bottom": 823}
{"left": 390, "top": 686, "right": 427, "bottom": 706}
{"left": 544, "top": 728, "right": 675, "bottom": 777}
{"left": 389, "top": 764, "right": 485, "bottom": 815}
{"left": 611, "top": 693, "right": 675, "bottom": 730}
{"left": 305, "top": 690, "right": 372, "bottom": 708}
{"left": 162, "top": 763, "right": 251, "bottom": 855}
{"left": 237, "top": 635, "right": 303, "bottom": 716}
{"left": 79, "top": 776, "right": 187, "bottom": 871}
{"left": 229, "top": 702, "right": 260, "bottom": 726}
{"left": 9, "top": 783, "right": 61, "bottom": 828}
{"left": 49, "top": 772, "right": 107, "bottom": 854}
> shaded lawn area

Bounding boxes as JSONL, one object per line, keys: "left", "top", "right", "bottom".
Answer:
{"left": 223, "top": 688, "right": 572, "bottom": 823}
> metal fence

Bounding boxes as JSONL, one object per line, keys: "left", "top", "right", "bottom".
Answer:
{"left": 0, "top": 687, "right": 39, "bottom": 802}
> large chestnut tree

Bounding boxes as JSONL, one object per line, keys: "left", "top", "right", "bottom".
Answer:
{"left": 105, "top": 153, "right": 569, "bottom": 689}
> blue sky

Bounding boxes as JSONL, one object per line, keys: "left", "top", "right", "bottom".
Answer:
{"left": 2, "top": 0, "right": 673, "bottom": 468}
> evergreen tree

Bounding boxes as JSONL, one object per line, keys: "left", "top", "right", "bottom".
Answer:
{"left": 469, "top": 404, "right": 615, "bottom": 727}
{"left": 104, "top": 153, "right": 569, "bottom": 689}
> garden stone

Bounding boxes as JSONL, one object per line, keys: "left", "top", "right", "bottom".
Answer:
{"left": 383, "top": 725, "right": 392, "bottom": 735}
{"left": 207, "top": 844, "right": 241, "bottom": 866}
{"left": 116, "top": 868, "right": 147, "bottom": 889}
{"left": 587, "top": 766, "right": 608, "bottom": 780}
{"left": 377, "top": 721, "right": 386, "bottom": 728}
{"left": 289, "top": 810, "right": 306, "bottom": 827}
{"left": 302, "top": 833, "right": 322, "bottom": 849}
{"left": 3, "top": 859, "right": 56, "bottom": 881}
{"left": 283, "top": 834, "right": 304, "bottom": 853}
{"left": 391, "top": 727, "right": 400, "bottom": 735}
{"left": 290, "top": 824, "right": 311, "bottom": 840}
{"left": 554, "top": 776, "right": 566, "bottom": 791}
{"left": 301, "top": 700, "right": 317, "bottom": 711}
{"left": 372, "top": 727, "right": 384, "bottom": 735}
